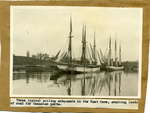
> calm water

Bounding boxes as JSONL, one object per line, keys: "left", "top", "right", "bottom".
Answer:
{"left": 12, "top": 71, "right": 138, "bottom": 97}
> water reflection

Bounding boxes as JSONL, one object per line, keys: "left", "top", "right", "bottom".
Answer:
{"left": 13, "top": 71, "right": 138, "bottom": 96}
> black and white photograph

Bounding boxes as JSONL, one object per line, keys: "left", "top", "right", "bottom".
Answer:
{"left": 10, "top": 6, "right": 142, "bottom": 98}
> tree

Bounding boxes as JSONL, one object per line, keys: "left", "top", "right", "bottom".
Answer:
{"left": 33, "top": 53, "right": 50, "bottom": 61}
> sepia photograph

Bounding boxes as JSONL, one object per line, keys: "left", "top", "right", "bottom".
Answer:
{"left": 10, "top": 6, "right": 142, "bottom": 98}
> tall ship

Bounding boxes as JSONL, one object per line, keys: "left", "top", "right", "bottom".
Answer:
{"left": 55, "top": 17, "right": 101, "bottom": 74}
{"left": 105, "top": 37, "right": 124, "bottom": 71}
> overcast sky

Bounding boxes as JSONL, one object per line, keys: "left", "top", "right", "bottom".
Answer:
{"left": 11, "top": 6, "right": 143, "bottom": 61}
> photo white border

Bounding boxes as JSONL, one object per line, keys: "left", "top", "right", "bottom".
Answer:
{"left": 10, "top": 6, "right": 143, "bottom": 99}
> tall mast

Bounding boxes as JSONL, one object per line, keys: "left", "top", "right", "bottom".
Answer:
{"left": 119, "top": 44, "right": 122, "bottom": 66}
{"left": 93, "top": 32, "right": 96, "bottom": 64}
{"left": 115, "top": 39, "right": 117, "bottom": 66}
{"left": 81, "top": 25, "right": 86, "bottom": 64}
{"left": 81, "top": 25, "right": 84, "bottom": 63}
{"left": 108, "top": 36, "right": 111, "bottom": 66}
{"left": 68, "top": 17, "right": 73, "bottom": 65}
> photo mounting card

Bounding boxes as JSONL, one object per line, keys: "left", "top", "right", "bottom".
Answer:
{"left": 0, "top": 1, "right": 149, "bottom": 113}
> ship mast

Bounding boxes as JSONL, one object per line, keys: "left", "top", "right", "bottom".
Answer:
{"left": 93, "top": 32, "right": 97, "bottom": 64}
{"left": 115, "top": 39, "right": 117, "bottom": 66}
{"left": 119, "top": 44, "right": 122, "bottom": 66}
{"left": 81, "top": 25, "right": 86, "bottom": 65}
{"left": 68, "top": 17, "right": 73, "bottom": 65}
{"left": 108, "top": 36, "right": 111, "bottom": 66}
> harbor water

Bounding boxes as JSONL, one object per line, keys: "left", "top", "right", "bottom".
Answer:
{"left": 12, "top": 71, "right": 139, "bottom": 97}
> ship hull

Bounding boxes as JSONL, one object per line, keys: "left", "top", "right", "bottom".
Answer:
{"left": 57, "top": 64, "right": 100, "bottom": 74}
{"left": 106, "top": 66, "right": 124, "bottom": 72}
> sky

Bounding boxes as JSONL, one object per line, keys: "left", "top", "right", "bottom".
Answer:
{"left": 11, "top": 6, "right": 143, "bottom": 61}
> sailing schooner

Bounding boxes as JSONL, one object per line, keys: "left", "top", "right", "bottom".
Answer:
{"left": 55, "top": 17, "right": 100, "bottom": 74}
{"left": 105, "top": 37, "right": 124, "bottom": 71}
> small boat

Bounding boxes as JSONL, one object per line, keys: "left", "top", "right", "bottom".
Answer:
{"left": 13, "top": 70, "right": 26, "bottom": 74}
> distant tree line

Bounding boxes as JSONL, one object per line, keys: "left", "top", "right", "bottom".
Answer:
{"left": 13, "top": 53, "right": 56, "bottom": 65}
{"left": 31, "top": 53, "right": 50, "bottom": 61}
{"left": 122, "top": 61, "right": 138, "bottom": 72}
